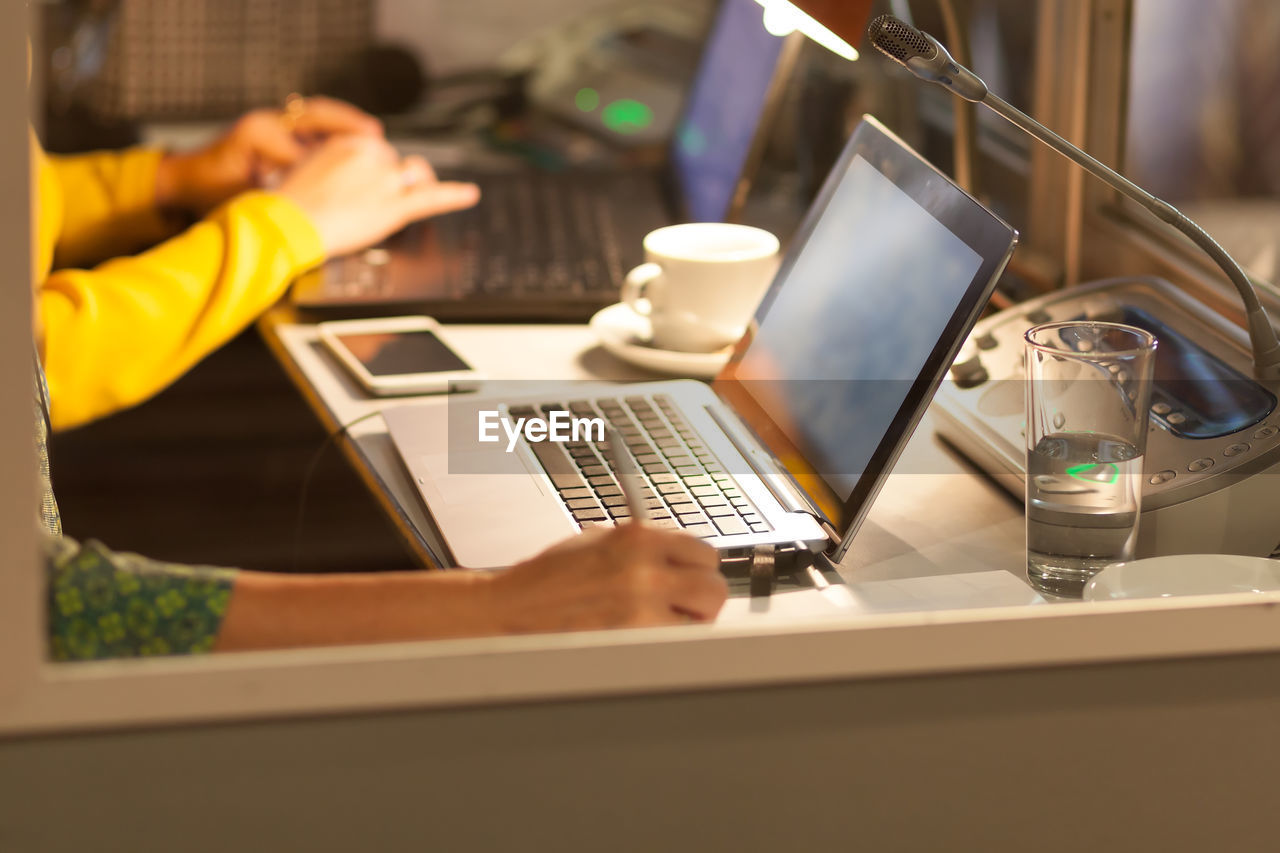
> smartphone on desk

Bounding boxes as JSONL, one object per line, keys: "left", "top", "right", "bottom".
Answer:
{"left": 318, "top": 316, "right": 482, "bottom": 396}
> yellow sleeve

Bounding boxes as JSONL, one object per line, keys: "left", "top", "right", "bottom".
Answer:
{"left": 39, "top": 191, "right": 325, "bottom": 430}
{"left": 47, "top": 147, "right": 179, "bottom": 269}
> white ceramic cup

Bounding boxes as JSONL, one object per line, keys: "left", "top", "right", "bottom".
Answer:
{"left": 621, "top": 223, "right": 780, "bottom": 352}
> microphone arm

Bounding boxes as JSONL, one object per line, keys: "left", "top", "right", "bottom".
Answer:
{"left": 868, "top": 15, "right": 1280, "bottom": 382}
{"left": 983, "top": 91, "right": 1280, "bottom": 380}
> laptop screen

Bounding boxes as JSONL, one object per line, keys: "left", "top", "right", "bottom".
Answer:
{"left": 714, "top": 117, "right": 1017, "bottom": 560}
{"left": 670, "top": 0, "right": 789, "bottom": 223}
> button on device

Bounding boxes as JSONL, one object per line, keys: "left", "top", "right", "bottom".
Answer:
{"left": 1151, "top": 402, "right": 1172, "bottom": 415}
{"left": 1166, "top": 412, "right": 1187, "bottom": 425}
{"left": 1187, "top": 457, "right": 1215, "bottom": 473}
{"left": 1254, "top": 425, "right": 1279, "bottom": 440}
{"left": 1223, "top": 443, "right": 1251, "bottom": 457}
{"left": 1149, "top": 469, "right": 1177, "bottom": 485}
{"left": 949, "top": 352, "right": 988, "bottom": 389}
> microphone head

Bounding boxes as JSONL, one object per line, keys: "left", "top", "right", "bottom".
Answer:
{"left": 866, "top": 13, "right": 988, "bottom": 102}
{"left": 867, "top": 14, "right": 937, "bottom": 66}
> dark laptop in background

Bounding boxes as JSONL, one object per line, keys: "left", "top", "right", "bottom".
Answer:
{"left": 290, "top": 0, "right": 801, "bottom": 321}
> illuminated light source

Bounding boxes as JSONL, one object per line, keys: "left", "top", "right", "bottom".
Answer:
{"left": 1066, "top": 463, "right": 1120, "bottom": 485}
{"left": 575, "top": 87, "right": 600, "bottom": 112}
{"left": 602, "top": 99, "right": 654, "bottom": 135}
{"left": 751, "top": 0, "right": 858, "bottom": 60}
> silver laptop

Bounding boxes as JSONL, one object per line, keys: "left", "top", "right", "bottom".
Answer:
{"left": 384, "top": 117, "right": 1018, "bottom": 569}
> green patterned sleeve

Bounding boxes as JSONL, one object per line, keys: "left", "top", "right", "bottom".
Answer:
{"left": 44, "top": 534, "right": 237, "bottom": 661}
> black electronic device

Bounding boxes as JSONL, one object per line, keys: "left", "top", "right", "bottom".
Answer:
{"left": 934, "top": 278, "right": 1280, "bottom": 558}
{"left": 291, "top": 0, "right": 800, "bottom": 322}
{"left": 318, "top": 316, "right": 481, "bottom": 396}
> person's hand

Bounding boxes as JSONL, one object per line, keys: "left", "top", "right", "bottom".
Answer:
{"left": 154, "top": 96, "right": 383, "bottom": 215}
{"left": 486, "top": 525, "right": 728, "bottom": 633}
{"left": 274, "top": 135, "right": 481, "bottom": 257}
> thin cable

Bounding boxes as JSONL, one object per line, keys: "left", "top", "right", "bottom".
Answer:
{"left": 33, "top": 347, "right": 52, "bottom": 439}
{"left": 292, "top": 410, "right": 385, "bottom": 572}
{"left": 937, "top": 0, "right": 977, "bottom": 193}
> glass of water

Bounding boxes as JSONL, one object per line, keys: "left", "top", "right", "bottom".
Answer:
{"left": 1024, "top": 322, "right": 1158, "bottom": 597}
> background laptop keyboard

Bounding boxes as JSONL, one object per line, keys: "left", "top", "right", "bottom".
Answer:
{"left": 295, "top": 169, "right": 667, "bottom": 321}
{"left": 513, "top": 394, "right": 772, "bottom": 538}
{"left": 406, "top": 168, "right": 665, "bottom": 302}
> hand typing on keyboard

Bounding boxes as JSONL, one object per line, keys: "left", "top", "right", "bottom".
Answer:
{"left": 487, "top": 525, "right": 727, "bottom": 631}
{"left": 278, "top": 136, "right": 480, "bottom": 258}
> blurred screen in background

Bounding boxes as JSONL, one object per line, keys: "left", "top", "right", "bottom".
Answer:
{"left": 1126, "top": 0, "right": 1280, "bottom": 284}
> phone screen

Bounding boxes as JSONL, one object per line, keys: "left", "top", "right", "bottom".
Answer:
{"left": 335, "top": 330, "right": 472, "bottom": 376}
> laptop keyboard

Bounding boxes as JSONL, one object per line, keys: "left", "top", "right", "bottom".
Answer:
{"left": 428, "top": 170, "right": 646, "bottom": 300}
{"left": 513, "top": 394, "right": 772, "bottom": 538}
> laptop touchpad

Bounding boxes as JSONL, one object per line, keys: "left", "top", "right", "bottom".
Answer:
{"left": 418, "top": 452, "right": 546, "bottom": 506}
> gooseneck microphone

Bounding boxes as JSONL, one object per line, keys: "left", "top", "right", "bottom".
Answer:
{"left": 869, "top": 14, "right": 988, "bottom": 102}
{"left": 868, "top": 14, "right": 1280, "bottom": 382}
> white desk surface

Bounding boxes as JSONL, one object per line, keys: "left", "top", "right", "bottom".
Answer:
{"left": 260, "top": 308, "right": 1039, "bottom": 607}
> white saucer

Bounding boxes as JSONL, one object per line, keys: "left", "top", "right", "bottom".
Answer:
{"left": 1083, "top": 554, "right": 1280, "bottom": 601}
{"left": 588, "top": 303, "right": 733, "bottom": 380}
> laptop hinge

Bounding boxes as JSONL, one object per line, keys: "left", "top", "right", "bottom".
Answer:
{"left": 704, "top": 404, "right": 830, "bottom": 527}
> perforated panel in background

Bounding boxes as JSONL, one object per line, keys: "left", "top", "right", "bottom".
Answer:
{"left": 89, "top": 0, "right": 373, "bottom": 120}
